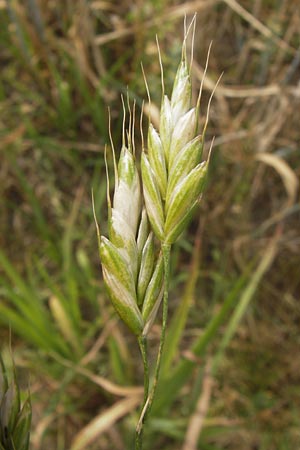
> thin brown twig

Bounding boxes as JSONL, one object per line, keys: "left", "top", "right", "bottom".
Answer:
{"left": 222, "top": 0, "right": 296, "bottom": 55}
{"left": 94, "top": 0, "right": 218, "bottom": 45}
{"left": 80, "top": 319, "right": 116, "bottom": 365}
{"left": 70, "top": 396, "right": 141, "bottom": 450}
{"left": 50, "top": 352, "right": 143, "bottom": 398}
{"left": 193, "top": 62, "right": 300, "bottom": 98}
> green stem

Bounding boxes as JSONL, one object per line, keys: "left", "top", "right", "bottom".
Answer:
{"left": 148, "top": 243, "right": 171, "bottom": 410}
{"left": 135, "top": 336, "right": 149, "bottom": 450}
{"left": 136, "top": 243, "right": 171, "bottom": 441}
{"left": 139, "top": 336, "right": 149, "bottom": 405}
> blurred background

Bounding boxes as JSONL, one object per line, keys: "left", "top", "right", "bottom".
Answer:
{"left": 0, "top": 0, "right": 299, "bottom": 449}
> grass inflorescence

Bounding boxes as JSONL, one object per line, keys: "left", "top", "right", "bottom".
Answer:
{"left": 0, "top": 1, "right": 299, "bottom": 449}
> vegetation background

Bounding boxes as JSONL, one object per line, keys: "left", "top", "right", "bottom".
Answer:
{"left": 0, "top": 0, "right": 299, "bottom": 449}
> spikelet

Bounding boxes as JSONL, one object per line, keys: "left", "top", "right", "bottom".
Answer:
{"left": 0, "top": 354, "right": 31, "bottom": 450}
{"left": 141, "top": 30, "right": 209, "bottom": 245}
{"left": 97, "top": 105, "right": 163, "bottom": 336}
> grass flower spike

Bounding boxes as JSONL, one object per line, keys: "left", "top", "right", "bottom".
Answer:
{"left": 135, "top": 22, "right": 213, "bottom": 447}
{"left": 142, "top": 32, "right": 208, "bottom": 245}
{"left": 96, "top": 106, "right": 164, "bottom": 337}
{"left": 95, "top": 20, "right": 214, "bottom": 450}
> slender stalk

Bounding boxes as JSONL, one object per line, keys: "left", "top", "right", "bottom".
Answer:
{"left": 136, "top": 243, "right": 171, "bottom": 446}
{"left": 148, "top": 243, "right": 171, "bottom": 410}
{"left": 139, "top": 336, "right": 149, "bottom": 405}
{"left": 135, "top": 336, "right": 149, "bottom": 450}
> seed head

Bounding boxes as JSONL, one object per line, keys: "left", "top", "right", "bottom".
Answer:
{"left": 171, "top": 60, "right": 191, "bottom": 123}
{"left": 113, "top": 146, "right": 141, "bottom": 237}
{"left": 97, "top": 110, "right": 164, "bottom": 336}
{"left": 142, "top": 39, "right": 210, "bottom": 245}
{"left": 147, "top": 124, "right": 167, "bottom": 199}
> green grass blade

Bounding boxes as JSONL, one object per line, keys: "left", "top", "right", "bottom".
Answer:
{"left": 0, "top": 250, "right": 72, "bottom": 356}
{"left": 0, "top": 300, "right": 71, "bottom": 357}
{"left": 61, "top": 188, "right": 85, "bottom": 324}
{"left": 108, "top": 336, "right": 132, "bottom": 386}
{"left": 49, "top": 295, "right": 83, "bottom": 358}
{"left": 0, "top": 251, "right": 55, "bottom": 326}
{"left": 34, "top": 259, "right": 83, "bottom": 355}
{"left": 9, "top": 161, "right": 59, "bottom": 261}
{"left": 1, "top": 282, "right": 46, "bottom": 330}
{"left": 153, "top": 236, "right": 278, "bottom": 415}
{"left": 0, "top": 250, "right": 39, "bottom": 305}
{"left": 0, "top": 304, "right": 52, "bottom": 351}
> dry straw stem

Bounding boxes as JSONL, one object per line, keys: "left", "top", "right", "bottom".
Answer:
{"left": 31, "top": 412, "right": 57, "bottom": 450}
{"left": 255, "top": 152, "right": 299, "bottom": 206}
{"left": 50, "top": 350, "right": 143, "bottom": 398}
{"left": 193, "top": 62, "right": 300, "bottom": 99}
{"left": 222, "top": 0, "right": 296, "bottom": 55}
{"left": 93, "top": 0, "right": 296, "bottom": 60}
{"left": 70, "top": 395, "right": 141, "bottom": 450}
{"left": 93, "top": 0, "right": 218, "bottom": 46}
{"left": 248, "top": 152, "right": 299, "bottom": 240}
{"left": 183, "top": 359, "right": 214, "bottom": 450}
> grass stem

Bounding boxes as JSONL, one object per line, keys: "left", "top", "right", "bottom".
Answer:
{"left": 139, "top": 336, "right": 149, "bottom": 405}
{"left": 135, "top": 243, "right": 171, "bottom": 448}
{"left": 148, "top": 243, "right": 171, "bottom": 411}
{"left": 135, "top": 336, "right": 149, "bottom": 450}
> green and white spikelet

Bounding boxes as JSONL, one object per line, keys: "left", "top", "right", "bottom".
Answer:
{"left": 141, "top": 45, "right": 208, "bottom": 245}
{"left": 97, "top": 114, "right": 163, "bottom": 336}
